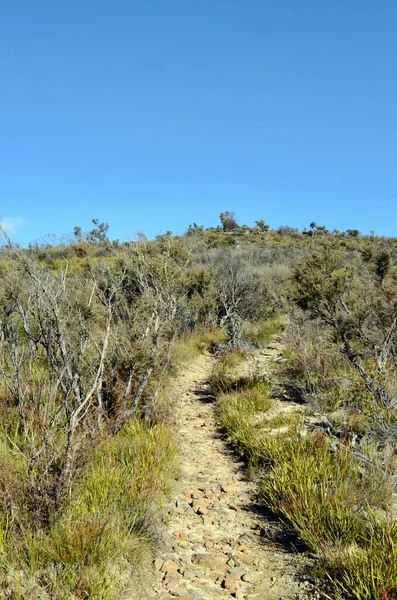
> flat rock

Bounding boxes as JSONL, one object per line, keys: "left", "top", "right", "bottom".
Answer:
{"left": 161, "top": 559, "right": 179, "bottom": 573}
{"left": 241, "top": 571, "right": 262, "bottom": 584}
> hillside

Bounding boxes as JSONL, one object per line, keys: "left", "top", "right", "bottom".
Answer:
{"left": 0, "top": 217, "right": 396, "bottom": 599}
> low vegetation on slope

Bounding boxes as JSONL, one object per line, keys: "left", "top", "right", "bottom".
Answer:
{"left": 212, "top": 325, "right": 397, "bottom": 599}
{"left": 0, "top": 213, "right": 396, "bottom": 597}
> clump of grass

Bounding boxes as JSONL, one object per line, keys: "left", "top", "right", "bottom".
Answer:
{"left": 329, "top": 517, "right": 397, "bottom": 600}
{"left": 230, "top": 415, "right": 396, "bottom": 598}
{"left": 243, "top": 314, "right": 284, "bottom": 347}
{"left": 212, "top": 352, "right": 397, "bottom": 599}
{"left": 257, "top": 431, "right": 384, "bottom": 547}
{"left": 74, "top": 418, "right": 177, "bottom": 522}
{"left": 0, "top": 417, "right": 177, "bottom": 599}
{"left": 213, "top": 359, "right": 272, "bottom": 463}
{"left": 199, "top": 327, "right": 228, "bottom": 352}
{"left": 172, "top": 327, "right": 227, "bottom": 369}
{"left": 208, "top": 349, "right": 247, "bottom": 395}
{"left": 262, "top": 412, "right": 301, "bottom": 431}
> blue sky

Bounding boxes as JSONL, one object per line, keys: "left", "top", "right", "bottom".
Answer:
{"left": 1, "top": 0, "right": 396, "bottom": 244}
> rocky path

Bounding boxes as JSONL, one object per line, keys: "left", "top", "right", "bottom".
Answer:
{"left": 149, "top": 353, "right": 315, "bottom": 600}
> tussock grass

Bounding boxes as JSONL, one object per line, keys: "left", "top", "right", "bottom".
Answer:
{"left": 0, "top": 417, "right": 177, "bottom": 598}
{"left": 208, "top": 349, "right": 246, "bottom": 395}
{"left": 243, "top": 314, "right": 284, "bottom": 347}
{"left": 216, "top": 385, "right": 271, "bottom": 462}
{"left": 172, "top": 327, "right": 227, "bottom": 368}
{"left": 211, "top": 352, "right": 272, "bottom": 462}
{"left": 212, "top": 355, "right": 397, "bottom": 600}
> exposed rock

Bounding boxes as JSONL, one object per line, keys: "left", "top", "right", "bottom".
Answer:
{"left": 161, "top": 559, "right": 179, "bottom": 574}
{"left": 241, "top": 571, "right": 262, "bottom": 584}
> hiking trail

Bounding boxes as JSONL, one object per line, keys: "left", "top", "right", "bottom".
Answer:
{"left": 146, "top": 350, "right": 319, "bottom": 600}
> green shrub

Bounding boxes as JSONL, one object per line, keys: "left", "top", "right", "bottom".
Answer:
{"left": 0, "top": 417, "right": 177, "bottom": 599}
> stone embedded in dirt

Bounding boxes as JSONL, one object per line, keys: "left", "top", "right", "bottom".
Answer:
{"left": 198, "top": 506, "right": 208, "bottom": 516}
{"left": 196, "top": 484, "right": 210, "bottom": 491}
{"left": 221, "top": 566, "right": 247, "bottom": 591}
{"left": 227, "top": 556, "right": 243, "bottom": 568}
{"left": 161, "top": 559, "right": 179, "bottom": 573}
{"left": 229, "top": 566, "right": 246, "bottom": 577}
{"left": 221, "top": 575, "right": 240, "bottom": 591}
{"left": 154, "top": 558, "right": 164, "bottom": 572}
{"left": 191, "top": 543, "right": 202, "bottom": 551}
{"left": 232, "top": 590, "right": 246, "bottom": 600}
{"left": 191, "top": 489, "right": 204, "bottom": 499}
{"left": 174, "top": 507, "right": 186, "bottom": 515}
{"left": 192, "top": 499, "right": 209, "bottom": 513}
{"left": 191, "top": 553, "right": 228, "bottom": 570}
{"left": 221, "top": 483, "right": 237, "bottom": 493}
{"left": 241, "top": 571, "right": 262, "bottom": 584}
{"left": 238, "top": 552, "right": 258, "bottom": 566}
{"left": 236, "top": 543, "right": 248, "bottom": 552}
{"left": 201, "top": 514, "right": 215, "bottom": 525}
{"left": 164, "top": 571, "right": 183, "bottom": 585}
{"left": 173, "top": 530, "right": 189, "bottom": 540}
{"left": 205, "top": 569, "right": 224, "bottom": 583}
{"left": 166, "top": 583, "right": 188, "bottom": 596}
{"left": 182, "top": 569, "right": 201, "bottom": 579}
{"left": 179, "top": 554, "right": 190, "bottom": 565}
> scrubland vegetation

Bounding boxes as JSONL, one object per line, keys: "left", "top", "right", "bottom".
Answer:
{"left": 0, "top": 213, "right": 396, "bottom": 598}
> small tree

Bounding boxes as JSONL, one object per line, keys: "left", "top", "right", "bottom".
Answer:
{"left": 291, "top": 247, "right": 397, "bottom": 432}
{"left": 216, "top": 251, "right": 266, "bottom": 347}
{"left": 220, "top": 211, "right": 238, "bottom": 231}
{"left": 254, "top": 219, "right": 270, "bottom": 232}
{"left": 346, "top": 229, "right": 361, "bottom": 238}
{"left": 88, "top": 219, "right": 109, "bottom": 243}
{"left": 186, "top": 223, "right": 204, "bottom": 237}
{"left": 376, "top": 250, "right": 391, "bottom": 281}
{"left": 73, "top": 225, "right": 83, "bottom": 241}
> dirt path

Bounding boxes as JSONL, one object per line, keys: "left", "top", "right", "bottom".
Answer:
{"left": 149, "top": 352, "right": 316, "bottom": 600}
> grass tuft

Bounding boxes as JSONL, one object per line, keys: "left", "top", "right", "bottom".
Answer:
{"left": 0, "top": 417, "right": 177, "bottom": 598}
{"left": 243, "top": 314, "right": 284, "bottom": 347}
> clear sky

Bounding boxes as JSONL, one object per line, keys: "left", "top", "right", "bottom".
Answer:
{"left": 1, "top": 0, "right": 396, "bottom": 244}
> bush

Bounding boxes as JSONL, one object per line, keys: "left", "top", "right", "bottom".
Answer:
{"left": 0, "top": 417, "right": 177, "bottom": 598}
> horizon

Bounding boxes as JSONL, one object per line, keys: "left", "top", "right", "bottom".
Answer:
{"left": 0, "top": 212, "right": 391, "bottom": 248}
{"left": 1, "top": 1, "right": 396, "bottom": 243}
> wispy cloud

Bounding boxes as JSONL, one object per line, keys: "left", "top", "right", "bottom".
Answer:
{"left": 1, "top": 216, "right": 28, "bottom": 234}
